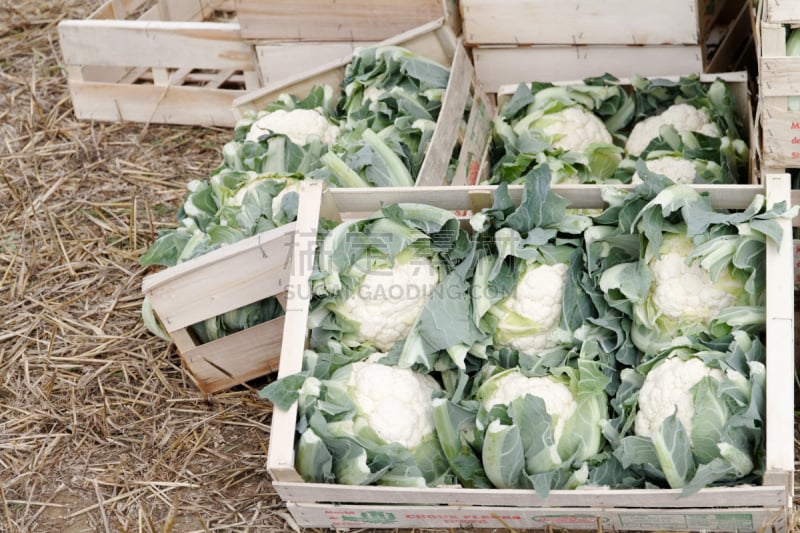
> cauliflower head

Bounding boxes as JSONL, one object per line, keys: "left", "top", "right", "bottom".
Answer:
{"left": 647, "top": 234, "right": 739, "bottom": 327}
{"left": 631, "top": 156, "right": 697, "bottom": 184}
{"left": 626, "top": 103, "right": 720, "bottom": 157}
{"left": 532, "top": 107, "right": 614, "bottom": 153}
{"left": 479, "top": 369, "right": 577, "bottom": 443}
{"left": 344, "top": 360, "right": 442, "bottom": 449}
{"left": 634, "top": 356, "right": 724, "bottom": 439}
{"left": 490, "top": 261, "right": 569, "bottom": 355}
{"left": 245, "top": 108, "right": 340, "bottom": 146}
{"left": 336, "top": 255, "right": 438, "bottom": 351}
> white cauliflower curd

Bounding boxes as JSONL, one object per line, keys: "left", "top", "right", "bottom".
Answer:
{"left": 631, "top": 156, "right": 697, "bottom": 184}
{"left": 634, "top": 356, "right": 724, "bottom": 439}
{"left": 649, "top": 234, "right": 738, "bottom": 326}
{"left": 491, "top": 262, "right": 569, "bottom": 355}
{"left": 626, "top": 103, "right": 720, "bottom": 157}
{"left": 536, "top": 107, "right": 614, "bottom": 153}
{"left": 337, "top": 256, "right": 438, "bottom": 351}
{"left": 479, "top": 370, "right": 577, "bottom": 443}
{"left": 245, "top": 108, "right": 340, "bottom": 146}
{"left": 344, "top": 360, "right": 442, "bottom": 449}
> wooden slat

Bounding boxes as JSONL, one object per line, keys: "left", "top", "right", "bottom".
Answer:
{"left": 274, "top": 482, "right": 787, "bottom": 508}
{"left": 460, "top": 0, "right": 703, "bottom": 46}
{"left": 760, "top": 57, "right": 800, "bottom": 96}
{"left": 268, "top": 181, "right": 324, "bottom": 483}
{"left": 67, "top": 80, "right": 240, "bottom": 126}
{"left": 415, "top": 41, "right": 473, "bottom": 186}
{"left": 287, "top": 502, "right": 786, "bottom": 531}
{"left": 180, "top": 316, "right": 285, "bottom": 393}
{"left": 452, "top": 90, "right": 495, "bottom": 185}
{"left": 472, "top": 45, "right": 705, "bottom": 93}
{"left": 255, "top": 42, "right": 373, "bottom": 86}
{"left": 762, "top": 174, "right": 795, "bottom": 501}
{"left": 235, "top": 0, "right": 445, "bottom": 41}
{"left": 58, "top": 20, "right": 253, "bottom": 71}
{"left": 142, "top": 222, "right": 296, "bottom": 332}
{"left": 765, "top": 0, "right": 800, "bottom": 24}
{"left": 324, "top": 184, "right": 766, "bottom": 212}
{"left": 703, "top": 2, "right": 752, "bottom": 74}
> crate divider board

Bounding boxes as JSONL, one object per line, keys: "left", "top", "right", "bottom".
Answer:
{"left": 268, "top": 178, "right": 794, "bottom": 531}
{"left": 141, "top": 221, "right": 296, "bottom": 394}
{"left": 233, "top": 18, "right": 495, "bottom": 188}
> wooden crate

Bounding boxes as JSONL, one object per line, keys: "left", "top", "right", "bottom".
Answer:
{"left": 141, "top": 222, "right": 295, "bottom": 394}
{"left": 469, "top": 0, "right": 753, "bottom": 93}
{"left": 233, "top": 0, "right": 459, "bottom": 41}
{"left": 268, "top": 176, "right": 794, "bottom": 531}
{"left": 757, "top": 4, "right": 800, "bottom": 171}
{"left": 484, "top": 72, "right": 756, "bottom": 187}
{"left": 58, "top": 0, "right": 262, "bottom": 127}
{"left": 460, "top": 0, "right": 727, "bottom": 46}
{"left": 233, "top": 19, "right": 495, "bottom": 187}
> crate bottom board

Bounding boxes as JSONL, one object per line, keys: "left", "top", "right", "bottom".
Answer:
{"left": 68, "top": 80, "right": 243, "bottom": 127}
{"left": 175, "top": 316, "right": 284, "bottom": 393}
{"left": 284, "top": 502, "right": 786, "bottom": 531}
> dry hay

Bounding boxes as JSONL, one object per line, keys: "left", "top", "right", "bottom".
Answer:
{"left": 0, "top": 1, "right": 798, "bottom": 533}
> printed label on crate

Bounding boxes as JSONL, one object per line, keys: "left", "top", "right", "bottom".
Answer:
{"left": 794, "top": 240, "right": 800, "bottom": 286}
{"left": 618, "top": 512, "right": 754, "bottom": 530}
{"left": 530, "top": 514, "right": 612, "bottom": 528}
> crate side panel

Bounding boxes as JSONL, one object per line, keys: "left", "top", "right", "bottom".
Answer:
{"left": 759, "top": 107, "right": 800, "bottom": 168}
{"left": 765, "top": 0, "right": 800, "bottom": 23}
{"left": 267, "top": 182, "right": 324, "bottom": 483}
{"left": 235, "top": 0, "right": 445, "bottom": 41}
{"left": 287, "top": 502, "right": 785, "bottom": 532}
{"left": 180, "top": 316, "right": 285, "bottom": 393}
{"left": 255, "top": 42, "right": 373, "bottom": 85}
{"left": 58, "top": 20, "right": 254, "bottom": 70}
{"left": 460, "top": 0, "right": 700, "bottom": 46}
{"left": 68, "top": 81, "right": 240, "bottom": 126}
{"left": 143, "top": 225, "right": 295, "bottom": 332}
{"left": 234, "top": 20, "right": 452, "bottom": 117}
{"left": 472, "top": 45, "right": 705, "bottom": 93}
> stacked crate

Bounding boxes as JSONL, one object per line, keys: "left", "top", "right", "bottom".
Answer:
{"left": 758, "top": 0, "right": 800, "bottom": 173}
{"left": 757, "top": 0, "right": 800, "bottom": 287}
{"left": 460, "top": 0, "right": 753, "bottom": 93}
{"left": 58, "top": 0, "right": 459, "bottom": 127}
